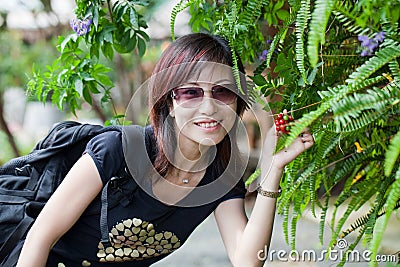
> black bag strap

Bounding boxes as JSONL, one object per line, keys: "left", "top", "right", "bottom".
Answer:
{"left": 100, "top": 179, "right": 112, "bottom": 247}
{"left": 99, "top": 125, "right": 149, "bottom": 247}
{"left": 0, "top": 215, "right": 34, "bottom": 262}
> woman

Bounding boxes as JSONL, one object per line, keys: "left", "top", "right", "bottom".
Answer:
{"left": 16, "top": 33, "right": 314, "bottom": 267}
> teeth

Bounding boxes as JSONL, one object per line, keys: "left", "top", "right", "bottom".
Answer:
{"left": 197, "top": 121, "right": 218, "bottom": 128}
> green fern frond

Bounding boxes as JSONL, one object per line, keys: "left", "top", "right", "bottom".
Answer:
{"left": 244, "top": 167, "right": 261, "bottom": 187}
{"left": 283, "top": 102, "right": 330, "bottom": 148}
{"left": 331, "top": 175, "right": 382, "bottom": 246}
{"left": 308, "top": 172, "right": 323, "bottom": 217}
{"left": 346, "top": 44, "right": 400, "bottom": 84}
{"left": 284, "top": 75, "right": 385, "bottom": 149}
{"left": 332, "top": 81, "right": 399, "bottom": 132}
{"left": 278, "top": 164, "right": 316, "bottom": 216}
{"left": 341, "top": 199, "right": 400, "bottom": 239}
{"left": 360, "top": 176, "right": 391, "bottom": 243}
{"left": 384, "top": 130, "right": 400, "bottom": 176}
{"left": 170, "top": 0, "right": 195, "bottom": 40}
{"left": 295, "top": 0, "right": 311, "bottom": 84}
{"left": 388, "top": 60, "right": 400, "bottom": 81}
{"left": 282, "top": 199, "right": 291, "bottom": 244}
{"left": 290, "top": 195, "right": 305, "bottom": 250}
{"left": 312, "top": 131, "right": 339, "bottom": 165}
{"left": 255, "top": 13, "right": 296, "bottom": 73}
{"left": 369, "top": 166, "right": 400, "bottom": 262}
{"left": 235, "top": 0, "right": 268, "bottom": 55}
{"left": 332, "top": 3, "right": 370, "bottom": 36}
{"left": 331, "top": 151, "right": 371, "bottom": 200}
{"left": 307, "top": 0, "right": 336, "bottom": 67}
{"left": 319, "top": 196, "right": 330, "bottom": 244}
{"left": 336, "top": 225, "right": 366, "bottom": 267}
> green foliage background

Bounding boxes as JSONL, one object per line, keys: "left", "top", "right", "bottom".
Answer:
{"left": 26, "top": 0, "right": 400, "bottom": 266}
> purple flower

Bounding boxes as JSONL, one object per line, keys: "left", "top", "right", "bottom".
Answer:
{"left": 357, "top": 31, "right": 385, "bottom": 57}
{"left": 70, "top": 16, "right": 92, "bottom": 36}
{"left": 358, "top": 35, "right": 370, "bottom": 46}
{"left": 258, "top": 49, "right": 268, "bottom": 61}
{"left": 374, "top": 31, "right": 386, "bottom": 43}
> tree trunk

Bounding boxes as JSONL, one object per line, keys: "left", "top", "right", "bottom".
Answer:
{"left": 0, "top": 94, "right": 20, "bottom": 157}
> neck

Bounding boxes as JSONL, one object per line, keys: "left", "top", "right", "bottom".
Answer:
{"left": 173, "top": 147, "right": 210, "bottom": 172}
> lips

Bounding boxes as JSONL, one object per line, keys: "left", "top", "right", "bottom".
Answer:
{"left": 194, "top": 120, "right": 220, "bottom": 128}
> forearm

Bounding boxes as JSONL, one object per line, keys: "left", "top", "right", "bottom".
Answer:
{"left": 16, "top": 227, "right": 54, "bottom": 267}
{"left": 233, "top": 166, "right": 282, "bottom": 267}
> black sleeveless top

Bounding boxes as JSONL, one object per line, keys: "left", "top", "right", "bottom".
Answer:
{"left": 47, "top": 126, "right": 246, "bottom": 266}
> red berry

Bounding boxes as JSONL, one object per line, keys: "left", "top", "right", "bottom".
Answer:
{"left": 276, "top": 126, "right": 280, "bottom": 131}
{"left": 280, "top": 125, "right": 286, "bottom": 131}
{"left": 277, "top": 113, "right": 283, "bottom": 120}
{"left": 289, "top": 115, "right": 294, "bottom": 121}
{"left": 279, "top": 119, "right": 285, "bottom": 125}
{"left": 274, "top": 119, "right": 279, "bottom": 125}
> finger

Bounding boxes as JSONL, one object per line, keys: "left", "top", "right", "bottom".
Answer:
{"left": 301, "top": 135, "right": 314, "bottom": 150}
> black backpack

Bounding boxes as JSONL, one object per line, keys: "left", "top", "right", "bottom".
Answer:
{"left": 0, "top": 121, "right": 148, "bottom": 266}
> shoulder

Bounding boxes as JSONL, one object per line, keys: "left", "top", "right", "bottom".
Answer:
{"left": 85, "top": 130, "right": 123, "bottom": 159}
{"left": 84, "top": 129, "right": 124, "bottom": 184}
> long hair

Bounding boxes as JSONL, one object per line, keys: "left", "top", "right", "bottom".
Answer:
{"left": 148, "top": 33, "right": 248, "bottom": 178}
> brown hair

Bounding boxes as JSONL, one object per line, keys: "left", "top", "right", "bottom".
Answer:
{"left": 148, "top": 33, "right": 247, "bottom": 178}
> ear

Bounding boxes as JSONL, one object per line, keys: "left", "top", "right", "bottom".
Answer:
{"left": 169, "top": 108, "right": 175, "bottom": 118}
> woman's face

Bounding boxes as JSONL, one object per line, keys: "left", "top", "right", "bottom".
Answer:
{"left": 170, "top": 64, "right": 238, "bottom": 150}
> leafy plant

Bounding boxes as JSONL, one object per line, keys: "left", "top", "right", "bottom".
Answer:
{"left": 172, "top": 0, "right": 400, "bottom": 265}
{"left": 27, "top": 0, "right": 151, "bottom": 117}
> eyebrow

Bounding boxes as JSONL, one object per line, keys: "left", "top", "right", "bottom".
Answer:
{"left": 180, "top": 79, "right": 235, "bottom": 86}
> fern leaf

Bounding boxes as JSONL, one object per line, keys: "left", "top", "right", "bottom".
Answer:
{"left": 282, "top": 200, "right": 291, "bottom": 245}
{"left": 331, "top": 176, "right": 382, "bottom": 247}
{"left": 346, "top": 44, "right": 400, "bottom": 84}
{"left": 369, "top": 166, "right": 400, "bottom": 262}
{"left": 283, "top": 102, "right": 330, "bottom": 148}
{"left": 259, "top": 14, "right": 295, "bottom": 71}
{"left": 333, "top": 108, "right": 387, "bottom": 133}
{"left": 307, "top": 0, "right": 336, "bottom": 67}
{"left": 170, "top": 0, "right": 194, "bottom": 40}
{"left": 235, "top": 0, "right": 268, "bottom": 55}
{"left": 278, "top": 163, "right": 315, "bottom": 215}
{"left": 384, "top": 130, "right": 400, "bottom": 176}
{"left": 388, "top": 60, "right": 400, "bottom": 81}
{"left": 341, "top": 199, "right": 400, "bottom": 239}
{"left": 332, "top": 3, "right": 371, "bottom": 36}
{"left": 295, "top": 0, "right": 311, "bottom": 84}
{"left": 319, "top": 196, "right": 330, "bottom": 244}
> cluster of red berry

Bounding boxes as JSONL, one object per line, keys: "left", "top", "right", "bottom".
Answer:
{"left": 274, "top": 109, "right": 294, "bottom": 134}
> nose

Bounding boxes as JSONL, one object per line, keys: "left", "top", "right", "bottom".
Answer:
{"left": 198, "top": 91, "right": 217, "bottom": 115}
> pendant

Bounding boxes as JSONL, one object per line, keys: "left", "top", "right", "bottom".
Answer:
{"left": 182, "top": 178, "right": 189, "bottom": 184}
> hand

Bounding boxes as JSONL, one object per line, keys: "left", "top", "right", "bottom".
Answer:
{"left": 261, "top": 126, "right": 314, "bottom": 171}
{"left": 274, "top": 130, "right": 314, "bottom": 169}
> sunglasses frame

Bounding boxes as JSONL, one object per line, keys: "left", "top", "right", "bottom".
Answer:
{"left": 170, "top": 85, "right": 238, "bottom": 107}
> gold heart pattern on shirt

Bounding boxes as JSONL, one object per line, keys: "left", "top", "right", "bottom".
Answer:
{"left": 97, "top": 218, "right": 181, "bottom": 262}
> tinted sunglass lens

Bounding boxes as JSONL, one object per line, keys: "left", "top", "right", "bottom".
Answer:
{"left": 173, "top": 88, "right": 203, "bottom": 107}
{"left": 212, "top": 86, "right": 237, "bottom": 104}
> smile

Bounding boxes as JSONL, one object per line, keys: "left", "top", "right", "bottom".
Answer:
{"left": 194, "top": 121, "right": 220, "bottom": 128}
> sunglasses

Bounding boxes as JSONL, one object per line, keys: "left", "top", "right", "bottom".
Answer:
{"left": 171, "top": 85, "right": 237, "bottom": 108}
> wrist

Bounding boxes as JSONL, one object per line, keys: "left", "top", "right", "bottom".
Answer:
{"left": 257, "top": 186, "right": 282, "bottom": 198}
